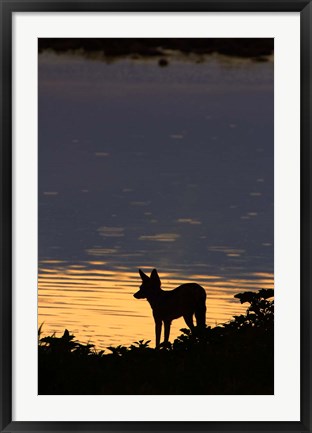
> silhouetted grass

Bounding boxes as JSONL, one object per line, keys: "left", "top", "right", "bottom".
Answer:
{"left": 38, "top": 289, "right": 274, "bottom": 395}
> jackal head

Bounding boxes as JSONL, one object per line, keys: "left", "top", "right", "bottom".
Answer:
{"left": 133, "top": 269, "right": 161, "bottom": 299}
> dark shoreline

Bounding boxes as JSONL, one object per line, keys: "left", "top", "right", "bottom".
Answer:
{"left": 38, "top": 38, "right": 274, "bottom": 62}
{"left": 38, "top": 289, "right": 274, "bottom": 395}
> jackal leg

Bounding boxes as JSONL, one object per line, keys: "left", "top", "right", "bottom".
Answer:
{"left": 195, "top": 303, "right": 207, "bottom": 328}
{"left": 155, "top": 320, "right": 162, "bottom": 347}
{"left": 183, "top": 314, "right": 195, "bottom": 332}
{"left": 164, "top": 320, "right": 172, "bottom": 344}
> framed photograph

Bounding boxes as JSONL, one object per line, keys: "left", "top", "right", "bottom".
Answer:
{"left": 1, "top": 1, "right": 311, "bottom": 432}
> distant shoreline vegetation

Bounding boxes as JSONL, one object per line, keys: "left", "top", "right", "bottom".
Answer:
{"left": 38, "top": 38, "right": 274, "bottom": 63}
{"left": 38, "top": 288, "right": 274, "bottom": 395}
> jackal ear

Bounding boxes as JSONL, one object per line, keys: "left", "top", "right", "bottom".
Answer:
{"left": 150, "top": 269, "right": 161, "bottom": 286}
{"left": 139, "top": 269, "right": 149, "bottom": 282}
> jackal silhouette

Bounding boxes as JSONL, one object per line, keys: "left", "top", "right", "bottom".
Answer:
{"left": 134, "top": 269, "right": 206, "bottom": 347}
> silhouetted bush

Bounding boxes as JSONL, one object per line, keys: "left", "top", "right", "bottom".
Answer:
{"left": 38, "top": 289, "right": 273, "bottom": 395}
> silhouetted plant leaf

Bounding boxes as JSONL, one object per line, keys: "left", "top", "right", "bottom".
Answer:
{"left": 38, "top": 323, "right": 44, "bottom": 338}
{"left": 234, "top": 291, "right": 255, "bottom": 304}
{"left": 258, "top": 288, "right": 274, "bottom": 299}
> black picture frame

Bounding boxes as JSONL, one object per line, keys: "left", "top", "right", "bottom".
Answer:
{"left": 1, "top": 1, "right": 311, "bottom": 432}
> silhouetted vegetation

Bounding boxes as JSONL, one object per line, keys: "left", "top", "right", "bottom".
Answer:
{"left": 38, "top": 38, "right": 273, "bottom": 62}
{"left": 38, "top": 289, "right": 273, "bottom": 394}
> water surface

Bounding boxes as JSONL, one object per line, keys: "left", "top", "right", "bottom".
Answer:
{"left": 38, "top": 52, "right": 274, "bottom": 348}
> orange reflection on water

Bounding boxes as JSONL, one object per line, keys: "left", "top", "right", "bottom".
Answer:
{"left": 38, "top": 263, "right": 274, "bottom": 349}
